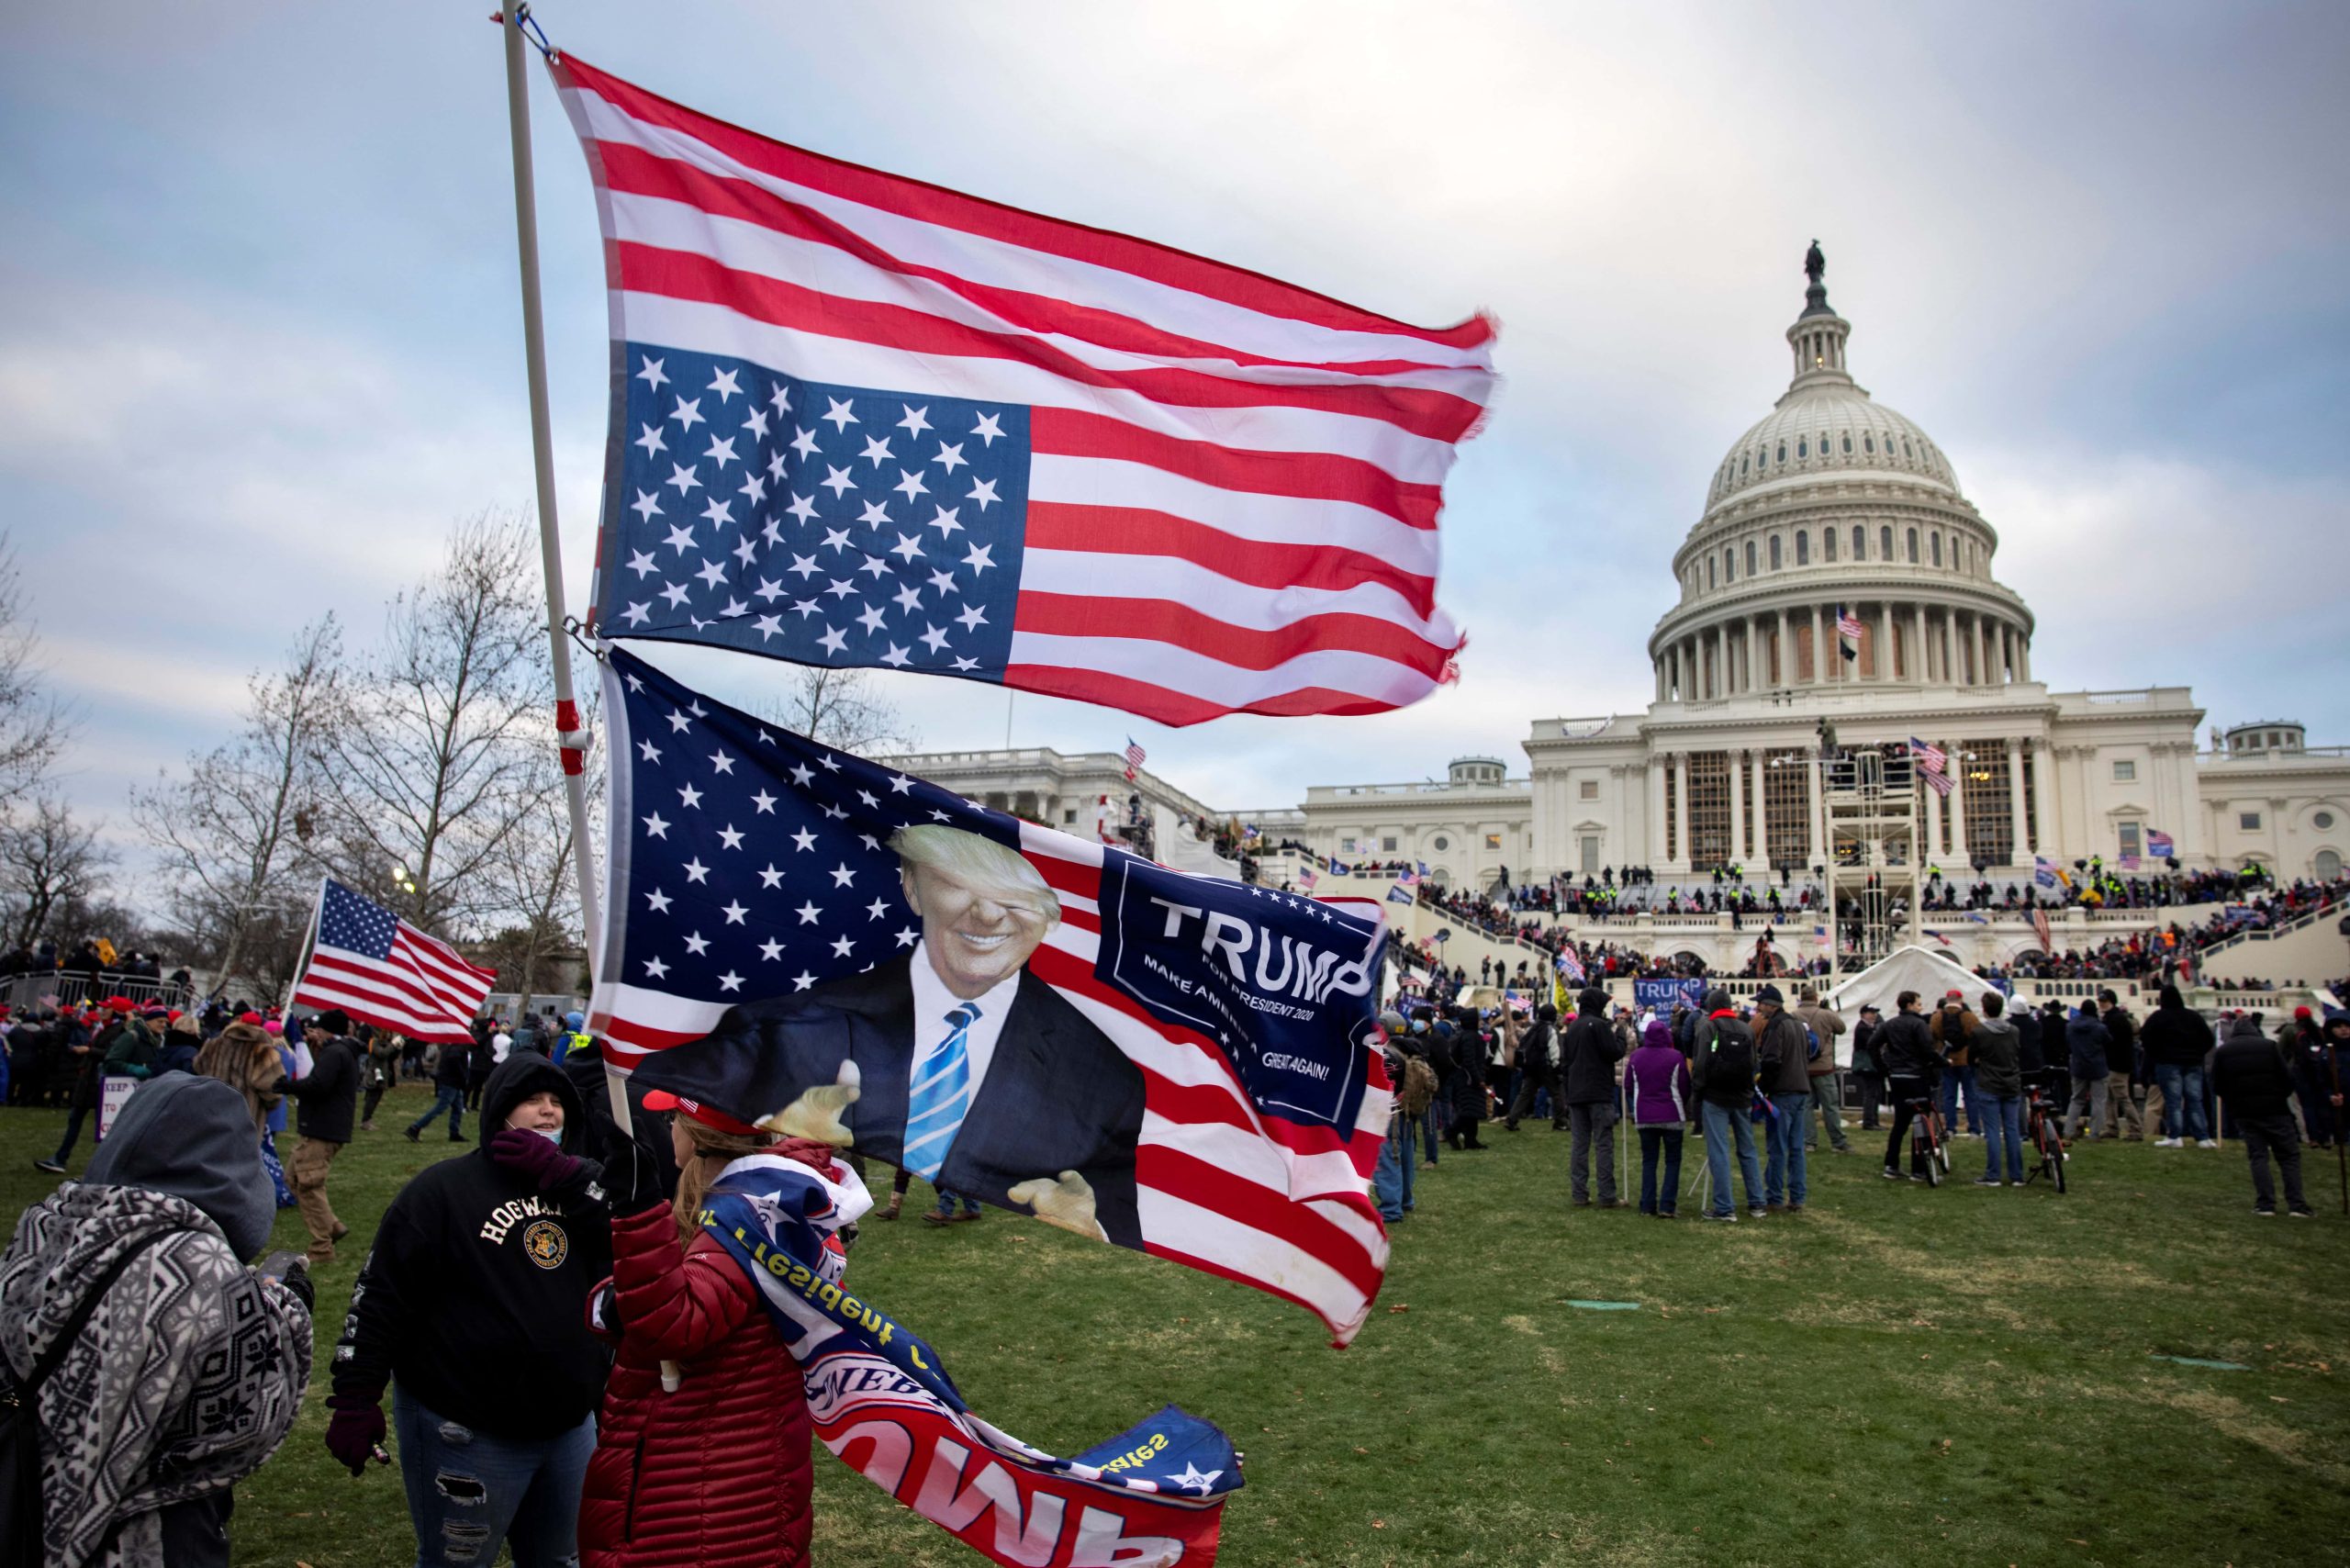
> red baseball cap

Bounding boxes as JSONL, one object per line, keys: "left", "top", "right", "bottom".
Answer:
{"left": 641, "top": 1090, "right": 763, "bottom": 1137}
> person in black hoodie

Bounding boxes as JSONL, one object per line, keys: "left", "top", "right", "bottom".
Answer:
{"left": 2209, "top": 1015, "right": 2314, "bottom": 1217}
{"left": 1876, "top": 991, "right": 1943, "bottom": 1180}
{"left": 284, "top": 1009, "right": 365, "bottom": 1264}
{"left": 1561, "top": 988, "right": 1627, "bottom": 1207}
{"left": 327, "top": 1053, "right": 613, "bottom": 1568}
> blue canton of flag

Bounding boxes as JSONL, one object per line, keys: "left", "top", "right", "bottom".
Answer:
{"left": 594, "top": 644, "right": 1017, "bottom": 1068}
{"left": 597, "top": 346, "right": 1029, "bottom": 681}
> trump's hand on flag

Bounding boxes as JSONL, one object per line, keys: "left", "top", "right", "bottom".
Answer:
{"left": 760, "top": 1060, "right": 861, "bottom": 1146}
{"left": 1008, "top": 1169, "right": 1105, "bottom": 1242}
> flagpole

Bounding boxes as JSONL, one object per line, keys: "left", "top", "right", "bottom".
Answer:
{"left": 500, "top": 7, "right": 621, "bottom": 1125}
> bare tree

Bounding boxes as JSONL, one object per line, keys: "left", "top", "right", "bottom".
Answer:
{"left": 0, "top": 795, "right": 114, "bottom": 951}
{"left": 478, "top": 716, "right": 599, "bottom": 1014}
{"left": 133, "top": 619, "right": 341, "bottom": 996}
{"left": 308, "top": 513, "right": 550, "bottom": 936}
{"left": 0, "top": 532, "right": 71, "bottom": 797}
{"left": 758, "top": 665, "right": 916, "bottom": 757}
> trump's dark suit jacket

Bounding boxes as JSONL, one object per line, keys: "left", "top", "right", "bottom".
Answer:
{"left": 642, "top": 954, "right": 1146, "bottom": 1248}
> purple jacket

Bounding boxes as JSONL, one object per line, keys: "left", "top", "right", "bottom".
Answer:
{"left": 1625, "top": 1034, "right": 1694, "bottom": 1127}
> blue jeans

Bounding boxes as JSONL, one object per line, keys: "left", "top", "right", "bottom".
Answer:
{"left": 1982, "top": 1093, "right": 2024, "bottom": 1182}
{"left": 1701, "top": 1101, "right": 1764, "bottom": 1216}
{"left": 409, "top": 1085, "right": 465, "bottom": 1139}
{"left": 1939, "top": 1063, "right": 1982, "bottom": 1133}
{"left": 392, "top": 1389, "right": 591, "bottom": 1568}
{"left": 2154, "top": 1063, "right": 2210, "bottom": 1139}
{"left": 933, "top": 1187, "right": 980, "bottom": 1217}
{"left": 1373, "top": 1126, "right": 1405, "bottom": 1220}
{"left": 1637, "top": 1126, "right": 1683, "bottom": 1215}
{"left": 1765, "top": 1092, "right": 1810, "bottom": 1205}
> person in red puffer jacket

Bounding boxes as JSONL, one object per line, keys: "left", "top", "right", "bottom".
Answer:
{"left": 580, "top": 1092, "right": 835, "bottom": 1568}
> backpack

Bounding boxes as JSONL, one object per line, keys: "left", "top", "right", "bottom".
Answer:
{"left": 1705, "top": 1017, "right": 1756, "bottom": 1094}
{"left": 1397, "top": 1055, "right": 1438, "bottom": 1117}
{"left": 1, "top": 1232, "right": 169, "bottom": 1563}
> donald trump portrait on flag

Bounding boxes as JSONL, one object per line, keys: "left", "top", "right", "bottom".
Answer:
{"left": 636, "top": 823, "right": 1145, "bottom": 1246}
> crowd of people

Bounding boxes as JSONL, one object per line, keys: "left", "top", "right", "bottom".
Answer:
{"left": 1370, "top": 980, "right": 2348, "bottom": 1226}
{"left": 0, "top": 990, "right": 849, "bottom": 1567}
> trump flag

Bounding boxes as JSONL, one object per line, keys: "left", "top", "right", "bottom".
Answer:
{"left": 551, "top": 55, "right": 1494, "bottom": 725}
{"left": 590, "top": 646, "right": 1393, "bottom": 1342}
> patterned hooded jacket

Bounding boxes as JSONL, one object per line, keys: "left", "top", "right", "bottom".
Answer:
{"left": 0, "top": 1074, "right": 312, "bottom": 1568}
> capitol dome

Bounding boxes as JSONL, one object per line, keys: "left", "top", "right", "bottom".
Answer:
{"left": 1648, "top": 248, "right": 2035, "bottom": 703}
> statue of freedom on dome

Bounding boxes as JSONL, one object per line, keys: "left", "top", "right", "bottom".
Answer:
{"left": 1804, "top": 240, "right": 1825, "bottom": 286}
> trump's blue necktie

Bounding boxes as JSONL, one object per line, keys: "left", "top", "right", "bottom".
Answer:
{"left": 902, "top": 1002, "right": 979, "bottom": 1182}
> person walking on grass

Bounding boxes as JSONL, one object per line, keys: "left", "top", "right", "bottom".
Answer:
{"left": 281, "top": 1008, "right": 364, "bottom": 1265}
{"left": 1878, "top": 991, "right": 1942, "bottom": 1181}
{"left": 407, "top": 1025, "right": 473, "bottom": 1143}
{"left": 1561, "top": 987, "right": 1627, "bottom": 1209}
{"left": 1505, "top": 1002, "right": 1566, "bottom": 1132}
{"left": 1692, "top": 988, "right": 1766, "bottom": 1221}
{"left": 2100, "top": 990, "right": 2143, "bottom": 1142}
{"left": 1970, "top": 991, "right": 2026, "bottom": 1187}
{"left": 2208, "top": 1014, "right": 2315, "bottom": 1217}
{"left": 1626, "top": 1018, "right": 1692, "bottom": 1218}
{"left": 1753, "top": 985, "right": 1813, "bottom": 1214}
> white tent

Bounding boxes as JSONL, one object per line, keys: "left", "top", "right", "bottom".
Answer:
{"left": 1160, "top": 819, "right": 1240, "bottom": 880}
{"left": 1820, "top": 945, "right": 1993, "bottom": 1069}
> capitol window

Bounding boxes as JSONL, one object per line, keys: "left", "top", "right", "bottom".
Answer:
{"left": 1382, "top": 836, "right": 1398, "bottom": 852}
{"left": 2314, "top": 812, "right": 2334, "bottom": 831}
{"left": 1931, "top": 533, "right": 1942, "bottom": 566}
{"left": 2119, "top": 823, "right": 2143, "bottom": 858}
{"left": 1796, "top": 532, "right": 1810, "bottom": 565}
{"left": 1842, "top": 433, "right": 1853, "bottom": 454}
{"left": 1824, "top": 529, "right": 1838, "bottom": 562}
{"left": 1902, "top": 437, "right": 1913, "bottom": 457}
{"left": 1776, "top": 442, "right": 1786, "bottom": 463}
{"left": 2112, "top": 760, "right": 2136, "bottom": 781}
{"left": 1881, "top": 525, "right": 1894, "bottom": 559}
{"left": 1707, "top": 556, "right": 1717, "bottom": 588}
{"left": 1797, "top": 438, "right": 1807, "bottom": 458}
{"left": 1724, "top": 548, "right": 1734, "bottom": 582}
{"left": 1740, "top": 454, "right": 1750, "bottom": 476}
{"left": 1483, "top": 833, "right": 1502, "bottom": 850}
{"left": 1433, "top": 835, "right": 1449, "bottom": 850}
{"left": 1907, "top": 528, "right": 1919, "bottom": 563}
{"left": 1580, "top": 780, "right": 1599, "bottom": 800}
{"left": 1746, "top": 541, "right": 1757, "bottom": 576}
{"left": 2240, "top": 812, "right": 2263, "bottom": 832}
{"left": 1864, "top": 433, "right": 1875, "bottom": 454}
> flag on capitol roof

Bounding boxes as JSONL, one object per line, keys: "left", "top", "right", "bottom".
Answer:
{"left": 549, "top": 54, "right": 1495, "bottom": 725}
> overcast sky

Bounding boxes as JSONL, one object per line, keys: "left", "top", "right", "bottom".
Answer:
{"left": 6, "top": 1, "right": 2345, "bottom": 862}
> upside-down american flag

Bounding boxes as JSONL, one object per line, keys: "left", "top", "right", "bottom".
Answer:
{"left": 551, "top": 55, "right": 1495, "bottom": 726}
{"left": 588, "top": 647, "right": 1394, "bottom": 1343}
{"left": 1835, "top": 603, "right": 1863, "bottom": 661}
{"left": 290, "top": 879, "right": 498, "bottom": 1044}
{"left": 1909, "top": 735, "right": 1954, "bottom": 799}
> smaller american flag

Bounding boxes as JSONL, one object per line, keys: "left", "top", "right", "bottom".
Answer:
{"left": 1556, "top": 946, "right": 1586, "bottom": 985}
{"left": 1124, "top": 736, "right": 1147, "bottom": 783}
{"left": 1909, "top": 735, "right": 1954, "bottom": 799}
{"left": 1835, "top": 604, "right": 1863, "bottom": 661}
{"left": 291, "top": 879, "right": 497, "bottom": 1044}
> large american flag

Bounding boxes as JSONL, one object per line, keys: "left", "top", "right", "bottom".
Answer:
{"left": 290, "top": 879, "right": 497, "bottom": 1044}
{"left": 550, "top": 55, "right": 1495, "bottom": 726}
{"left": 588, "top": 647, "right": 1393, "bottom": 1342}
{"left": 1835, "top": 603, "right": 1863, "bottom": 660}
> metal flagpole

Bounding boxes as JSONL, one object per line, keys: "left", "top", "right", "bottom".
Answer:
{"left": 499, "top": 6, "right": 621, "bottom": 1124}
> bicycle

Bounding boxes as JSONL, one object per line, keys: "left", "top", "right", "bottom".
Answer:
{"left": 1899, "top": 1086, "right": 1945, "bottom": 1186}
{"left": 2022, "top": 1075, "right": 2068, "bottom": 1193}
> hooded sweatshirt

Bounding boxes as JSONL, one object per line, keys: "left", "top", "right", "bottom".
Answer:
{"left": 1625, "top": 1021, "right": 1694, "bottom": 1126}
{"left": 1970, "top": 1013, "right": 2022, "bottom": 1098}
{"left": 332, "top": 1053, "right": 613, "bottom": 1439}
{"left": 0, "top": 1075, "right": 311, "bottom": 1568}
{"left": 2209, "top": 1016, "right": 2296, "bottom": 1120}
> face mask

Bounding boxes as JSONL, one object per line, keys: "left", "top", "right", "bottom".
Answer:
{"left": 530, "top": 1126, "right": 562, "bottom": 1146}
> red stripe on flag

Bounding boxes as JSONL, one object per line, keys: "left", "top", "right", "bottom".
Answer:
{"left": 1013, "top": 592, "right": 1455, "bottom": 675}
{"left": 1029, "top": 408, "right": 1442, "bottom": 529}
{"left": 1002, "top": 665, "right": 1423, "bottom": 724}
{"left": 559, "top": 56, "right": 1494, "bottom": 349}
{"left": 1023, "top": 503, "right": 1437, "bottom": 616}
{"left": 1137, "top": 1145, "right": 1387, "bottom": 1299}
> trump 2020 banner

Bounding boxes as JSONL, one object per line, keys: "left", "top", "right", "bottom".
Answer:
{"left": 591, "top": 645, "right": 1393, "bottom": 1341}
{"left": 549, "top": 54, "right": 1494, "bottom": 726}
{"left": 704, "top": 1152, "right": 1238, "bottom": 1566}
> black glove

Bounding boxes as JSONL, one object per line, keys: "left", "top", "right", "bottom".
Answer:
{"left": 256, "top": 1250, "right": 314, "bottom": 1313}
{"left": 598, "top": 1129, "right": 666, "bottom": 1215}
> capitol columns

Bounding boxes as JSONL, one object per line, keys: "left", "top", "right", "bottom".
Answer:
{"left": 2006, "top": 735, "right": 2030, "bottom": 860}
{"left": 1946, "top": 745, "right": 1968, "bottom": 860}
{"left": 1674, "top": 752, "right": 1692, "bottom": 866}
{"left": 1647, "top": 755, "right": 1669, "bottom": 865}
{"left": 1728, "top": 748, "right": 1747, "bottom": 863}
{"left": 1808, "top": 605, "right": 1823, "bottom": 685}
{"left": 1805, "top": 743, "right": 1825, "bottom": 864}
{"left": 1923, "top": 760, "right": 1944, "bottom": 857}
{"left": 1749, "top": 750, "right": 1769, "bottom": 867}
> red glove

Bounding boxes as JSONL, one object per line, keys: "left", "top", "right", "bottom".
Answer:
{"left": 323, "top": 1392, "right": 385, "bottom": 1477}
{"left": 489, "top": 1128, "right": 589, "bottom": 1193}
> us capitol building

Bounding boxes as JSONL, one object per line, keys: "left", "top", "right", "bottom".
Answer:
{"left": 890, "top": 253, "right": 2349, "bottom": 902}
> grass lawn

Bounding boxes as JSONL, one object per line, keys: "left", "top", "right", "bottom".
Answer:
{"left": 6, "top": 1084, "right": 2349, "bottom": 1567}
